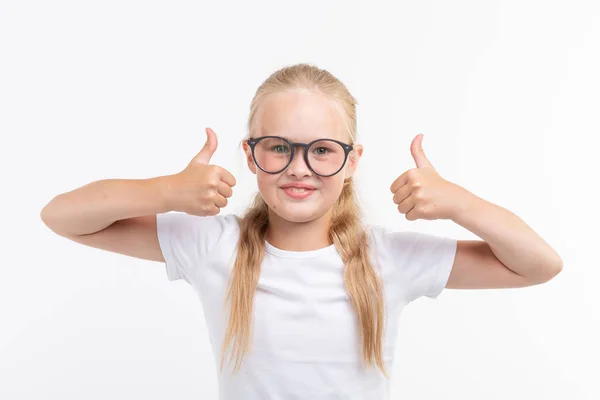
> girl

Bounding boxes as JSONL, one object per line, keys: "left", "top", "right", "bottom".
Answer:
{"left": 41, "top": 63, "right": 563, "bottom": 399}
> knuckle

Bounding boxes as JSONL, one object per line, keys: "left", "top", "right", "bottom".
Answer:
{"left": 216, "top": 166, "right": 227, "bottom": 178}
{"left": 209, "top": 177, "right": 220, "bottom": 187}
{"left": 207, "top": 188, "right": 218, "bottom": 198}
{"left": 203, "top": 204, "right": 216, "bottom": 215}
{"left": 197, "top": 193, "right": 209, "bottom": 205}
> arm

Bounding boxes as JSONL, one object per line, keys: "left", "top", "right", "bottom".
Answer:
{"left": 447, "top": 194, "right": 563, "bottom": 289}
{"left": 40, "top": 128, "right": 236, "bottom": 264}
{"left": 390, "top": 134, "right": 562, "bottom": 290}
{"left": 40, "top": 177, "right": 173, "bottom": 236}
{"left": 40, "top": 176, "right": 174, "bottom": 262}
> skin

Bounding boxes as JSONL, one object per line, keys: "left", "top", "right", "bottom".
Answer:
{"left": 241, "top": 88, "right": 562, "bottom": 287}
{"left": 242, "top": 88, "right": 363, "bottom": 252}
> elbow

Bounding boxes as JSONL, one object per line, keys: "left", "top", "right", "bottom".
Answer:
{"left": 547, "top": 253, "right": 564, "bottom": 280}
{"left": 519, "top": 257, "right": 563, "bottom": 286}
{"left": 548, "top": 261, "right": 563, "bottom": 280}
{"left": 40, "top": 204, "right": 57, "bottom": 230}
{"left": 40, "top": 203, "right": 65, "bottom": 235}
{"left": 40, "top": 205, "right": 51, "bottom": 228}
{"left": 532, "top": 261, "right": 563, "bottom": 285}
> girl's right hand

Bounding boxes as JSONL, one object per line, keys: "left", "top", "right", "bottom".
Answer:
{"left": 164, "top": 127, "right": 237, "bottom": 216}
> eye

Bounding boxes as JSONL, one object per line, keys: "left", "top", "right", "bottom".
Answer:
{"left": 271, "top": 144, "right": 290, "bottom": 154}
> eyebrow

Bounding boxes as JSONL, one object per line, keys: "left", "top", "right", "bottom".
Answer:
{"left": 255, "top": 128, "right": 343, "bottom": 143}
{"left": 271, "top": 134, "right": 336, "bottom": 143}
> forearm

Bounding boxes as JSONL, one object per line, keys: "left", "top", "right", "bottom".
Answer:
{"left": 452, "top": 192, "right": 563, "bottom": 280}
{"left": 40, "top": 176, "right": 173, "bottom": 236}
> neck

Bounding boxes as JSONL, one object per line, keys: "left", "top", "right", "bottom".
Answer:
{"left": 266, "top": 209, "right": 333, "bottom": 252}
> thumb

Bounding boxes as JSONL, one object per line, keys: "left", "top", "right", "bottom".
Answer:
{"left": 410, "top": 133, "right": 434, "bottom": 169}
{"left": 193, "top": 127, "right": 218, "bottom": 164}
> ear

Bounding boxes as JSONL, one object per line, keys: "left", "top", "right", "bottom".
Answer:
{"left": 242, "top": 141, "right": 257, "bottom": 175}
{"left": 344, "top": 144, "right": 363, "bottom": 179}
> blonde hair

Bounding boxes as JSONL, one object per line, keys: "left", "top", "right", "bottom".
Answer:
{"left": 220, "top": 63, "right": 388, "bottom": 378}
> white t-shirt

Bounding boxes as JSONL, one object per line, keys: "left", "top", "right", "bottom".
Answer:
{"left": 156, "top": 211, "right": 457, "bottom": 400}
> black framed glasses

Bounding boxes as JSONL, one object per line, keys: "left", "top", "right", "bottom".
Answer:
{"left": 246, "top": 135, "right": 354, "bottom": 177}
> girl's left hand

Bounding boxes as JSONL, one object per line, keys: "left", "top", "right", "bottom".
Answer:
{"left": 390, "top": 134, "right": 473, "bottom": 221}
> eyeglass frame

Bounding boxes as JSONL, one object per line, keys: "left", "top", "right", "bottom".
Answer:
{"left": 245, "top": 135, "right": 354, "bottom": 177}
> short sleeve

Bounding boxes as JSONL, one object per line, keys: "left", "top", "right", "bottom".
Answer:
{"left": 371, "top": 227, "right": 458, "bottom": 303}
{"left": 155, "top": 212, "right": 239, "bottom": 284}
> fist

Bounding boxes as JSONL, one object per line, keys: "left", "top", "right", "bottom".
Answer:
{"left": 390, "top": 134, "right": 469, "bottom": 221}
{"left": 165, "top": 127, "right": 237, "bottom": 216}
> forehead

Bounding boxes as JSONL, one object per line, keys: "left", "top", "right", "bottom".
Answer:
{"left": 254, "top": 89, "right": 346, "bottom": 142}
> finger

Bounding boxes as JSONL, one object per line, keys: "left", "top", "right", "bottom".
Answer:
{"left": 405, "top": 201, "right": 421, "bottom": 221}
{"left": 213, "top": 193, "right": 228, "bottom": 208}
{"left": 217, "top": 167, "right": 237, "bottom": 188}
{"left": 390, "top": 171, "right": 409, "bottom": 193}
{"left": 410, "top": 133, "right": 434, "bottom": 169}
{"left": 205, "top": 204, "right": 220, "bottom": 216}
{"left": 392, "top": 183, "right": 412, "bottom": 205}
{"left": 217, "top": 180, "right": 233, "bottom": 198}
{"left": 397, "top": 193, "right": 417, "bottom": 215}
{"left": 193, "top": 127, "right": 219, "bottom": 165}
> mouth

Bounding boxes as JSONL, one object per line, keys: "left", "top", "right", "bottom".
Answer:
{"left": 280, "top": 183, "right": 317, "bottom": 190}
{"left": 280, "top": 186, "right": 316, "bottom": 199}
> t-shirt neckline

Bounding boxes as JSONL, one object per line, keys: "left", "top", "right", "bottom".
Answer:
{"left": 264, "top": 240, "right": 338, "bottom": 259}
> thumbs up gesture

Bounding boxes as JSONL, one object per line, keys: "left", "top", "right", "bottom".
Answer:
{"left": 389, "top": 134, "right": 472, "bottom": 221}
{"left": 165, "top": 128, "right": 237, "bottom": 216}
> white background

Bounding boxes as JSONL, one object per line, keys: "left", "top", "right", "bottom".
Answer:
{"left": 1, "top": 0, "right": 598, "bottom": 399}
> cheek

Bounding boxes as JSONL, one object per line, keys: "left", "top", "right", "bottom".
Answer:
{"left": 320, "top": 176, "right": 345, "bottom": 199}
{"left": 256, "top": 172, "right": 279, "bottom": 194}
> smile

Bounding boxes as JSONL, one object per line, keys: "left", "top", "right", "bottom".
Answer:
{"left": 281, "top": 187, "right": 316, "bottom": 199}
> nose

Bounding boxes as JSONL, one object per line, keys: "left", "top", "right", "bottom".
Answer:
{"left": 286, "top": 145, "right": 312, "bottom": 177}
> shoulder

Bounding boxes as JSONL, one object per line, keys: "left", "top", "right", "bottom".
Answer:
{"left": 366, "top": 223, "right": 421, "bottom": 255}
{"left": 156, "top": 212, "right": 241, "bottom": 284}
{"left": 156, "top": 211, "right": 240, "bottom": 228}
{"left": 156, "top": 212, "right": 241, "bottom": 247}
{"left": 365, "top": 223, "right": 456, "bottom": 269}
{"left": 366, "top": 223, "right": 457, "bottom": 301}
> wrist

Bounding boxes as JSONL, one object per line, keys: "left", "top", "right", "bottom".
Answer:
{"left": 450, "top": 188, "right": 480, "bottom": 222}
{"left": 149, "top": 175, "right": 177, "bottom": 214}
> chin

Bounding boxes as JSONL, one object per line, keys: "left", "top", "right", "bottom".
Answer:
{"left": 271, "top": 203, "right": 320, "bottom": 223}
{"left": 259, "top": 185, "right": 333, "bottom": 223}
{"left": 264, "top": 196, "right": 330, "bottom": 224}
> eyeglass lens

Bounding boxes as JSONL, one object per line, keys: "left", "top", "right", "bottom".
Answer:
{"left": 254, "top": 137, "right": 346, "bottom": 176}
